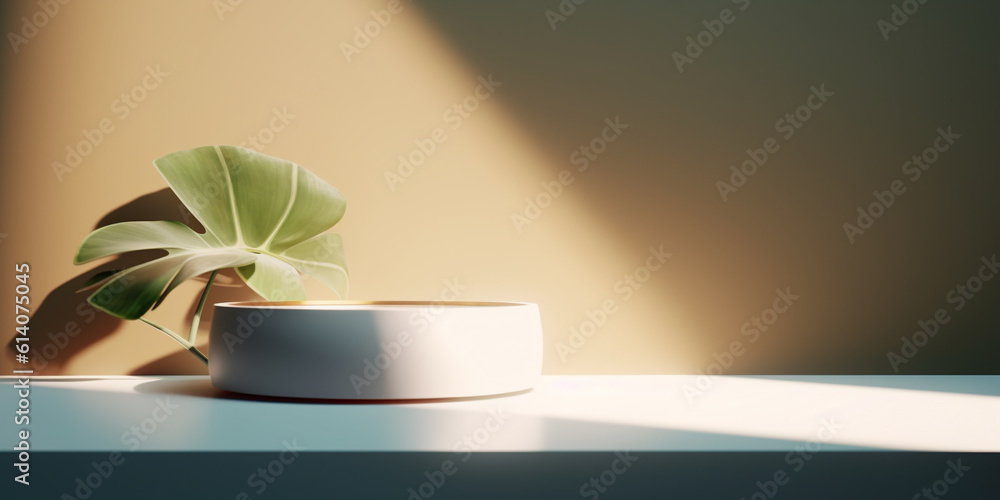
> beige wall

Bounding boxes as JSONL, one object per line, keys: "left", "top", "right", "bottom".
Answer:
{"left": 2, "top": 0, "right": 998, "bottom": 376}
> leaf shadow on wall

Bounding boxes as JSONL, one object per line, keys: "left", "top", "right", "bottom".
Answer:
{"left": 7, "top": 188, "right": 257, "bottom": 375}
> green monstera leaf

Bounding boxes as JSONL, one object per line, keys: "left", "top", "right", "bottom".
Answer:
{"left": 75, "top": 145, "right": 348, "bottom": 320}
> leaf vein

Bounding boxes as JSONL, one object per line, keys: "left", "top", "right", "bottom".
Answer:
{"left": 214, "top": 145, "right": 244, "bottom": 246}
{"left": 260, "top": 164, "right": 299, "bottom": 248}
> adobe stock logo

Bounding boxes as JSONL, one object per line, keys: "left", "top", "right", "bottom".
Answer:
{"left": 52, "top": 65, "right": 169, "bottom": 182}
{"left": 385, "top": 75, "right": 502, "bottom": 192}
{"left": 8, "top": 0, "right": 71, "bottom": 54}
{"left": 405, "top": 407, "right": 509, "bottom": 499}
{"left": 887, "top": 254, "right": 997, "bottom": 372}
{"left": 682, "top": 287, "right": 800, "bottom": 403}
{"left": 909, "top": 459, "right": 972, "bottom": 500}
{"left": 578, "top": 451, "right": 639, "bottom": 499}
{"left": 556, "top": 246, "right": 670, "bottom": 362}
{"left": 842, "top": 126, "right": 959, "bottom": 244}
{"left": 511, "top": 116, "right": 629, "bottom": 233}
{"left": 213, "top": 0, "right": 244, "bottom": 21}
{"left": 349, "top": 278, "right": 467, "bottom": 395}
{"left": 877, "top": 0, "right": 932, "bottom": 41}
{"left": 235, "top": 440, "right": 307, "bottom": 498}
{"left": 716, "top": 84, "right": 833, "bottom": 201}
{"left": 544, "top": 0, "right": 591, "bottom": 31}
{"left": 340, "top": 0, "right": 411, "bottom": 63}
{"left": 60, "top": 398, "right": 180, "bottom": 500}
{"left": 738, "top": 417, "right": 845, "bottom": 500}
{"left": 237, "top": 107, "right": 295, "bottom": 152}
{"left": 671, "top": 0, "right": 752, "bottom": 73}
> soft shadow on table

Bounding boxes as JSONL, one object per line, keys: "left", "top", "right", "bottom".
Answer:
{"left": 734, "top": 375, "right": 1000, "bottom": 397}
{"left": 128, "top": 379, "right": 882, "bottom": 454}
{"left": 132, "top": 377, "right": 534, "bottom": 405}
{"left": 130, "top": 350, "right": 210, "bottom": 376}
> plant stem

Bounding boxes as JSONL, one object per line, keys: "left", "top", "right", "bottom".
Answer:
{"left": 185, "top": 345, "right": 209, "bottom": 366}
{"left": 139, "top": 317, "right": 209, "bottom": 366}
{"left": 189, "top": 271, "right": 217, "bottom": 344}
{"left": 137, "top": 271, "right": 217, "bottom": 367}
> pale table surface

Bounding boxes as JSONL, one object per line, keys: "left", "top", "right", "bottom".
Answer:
{"left": 3, "top": 375, "right": 998, "bottom": 452}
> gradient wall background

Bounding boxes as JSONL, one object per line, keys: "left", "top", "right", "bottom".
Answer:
{"left": 1, "top": 0, "right": 997, "bottom": 376}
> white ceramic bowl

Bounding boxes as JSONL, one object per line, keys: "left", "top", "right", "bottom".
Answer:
{"left": 209, "top": 301, "right": 543, "bottom": 399}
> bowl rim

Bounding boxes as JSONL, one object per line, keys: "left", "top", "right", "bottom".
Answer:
{"left": 213, "top": 300, "right": 536, "bottom": 309}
